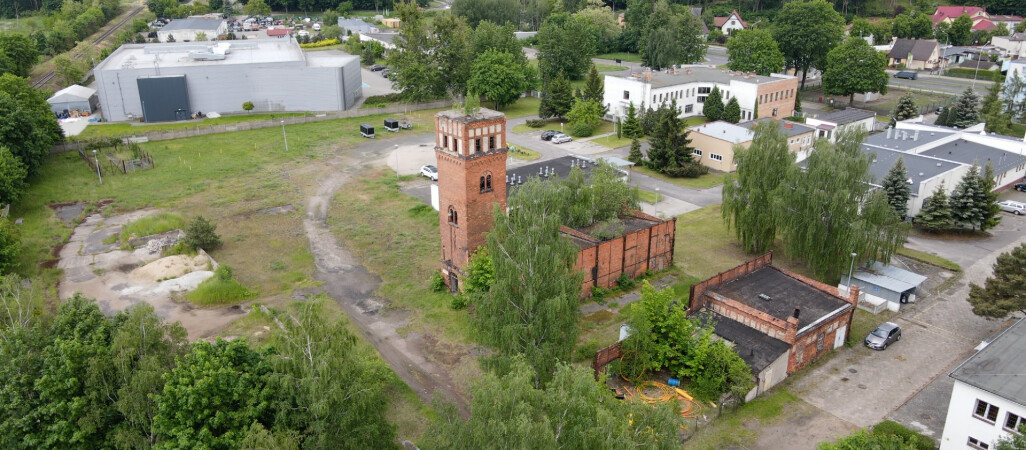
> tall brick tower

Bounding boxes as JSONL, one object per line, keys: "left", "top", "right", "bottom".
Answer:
{"left": 434, "top": 108, "right": 508, "bottom": 291}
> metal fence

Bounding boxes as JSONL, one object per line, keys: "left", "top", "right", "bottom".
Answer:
{"left": 53, "top": 99, "right": 452, "bottom": 153}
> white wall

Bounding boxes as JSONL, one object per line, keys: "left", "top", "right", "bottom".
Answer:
{"left": 940, "top": 380, "right": 1026, "bottom": 449}
{"left": 157, "top": 24, "right": 227, "bottom": 43}
{"left": 912, "top": 164, "right": 970, "bottom": 216}
{"left": 603, "top": 74, "right": 761, "bottom": 121}
{"left": 745, "top": 349, "right": 791, "bottom": 402}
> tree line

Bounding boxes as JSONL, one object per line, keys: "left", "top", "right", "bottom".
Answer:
{"left": 2, "top": 0, "right": 122, "bottom": 57}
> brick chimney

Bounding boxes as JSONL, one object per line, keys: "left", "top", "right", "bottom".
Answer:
{"left": 846, "top": 285, "right": 860, "bottom": 307}
{"left": 784, "top": 311, "right": 800, "bottom": 344}
{"left": 784, "top": 123, "right": 793, "bottom": 129}
{"left": 643, "top": 69, "right": 652, "bottom": 82}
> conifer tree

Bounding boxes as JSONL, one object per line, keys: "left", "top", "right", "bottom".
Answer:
{"left": 916, "top": 183, "right": 952, "bottom": 232}
{"left": 539, "top": 73, "right": 573, "bottom": 119}
{"left": 981, "top": 81, "right": 1011, "bottom": 135}
{"left": 703, "top": 86, "right": 724, "bottom": 121}
{"left": 935, "top": 105, "right": 952, "bottom": 126}
{"left": 948, "top": 164, "right": 989, "bottom": 231}
{"left": 968, "top": 243, "right": 1026, "bottom": 318}
{"left": 893, "top": 92, "right": 918, "bottom": 122}
{"left": 980, "top": 163, "right": 1002, "bottom": 232}
{"left": 951, "top": 87, "right": 981, "bottom": 128}
{"left": 881, "top": 157, "right": 911, "bottom": 217}
{"left": 723, "top": 97, "right": 741, "bottom": 124}
{"left": 582, "top": 64, "right": 603, "bottom": 103}
{"left": 621, "top": 103, "right": 642, "bottom": 139}
{"left": 627, "top": 139, "right": 644, "bottom": 165}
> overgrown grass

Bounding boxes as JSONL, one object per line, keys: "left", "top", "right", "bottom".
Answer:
{"left": 185, "top": 273, "right": 257, "bottom": 306}
{"left": 595, "top": 62, "right": 629, "bottom": 72}
{"left": 896, "top": 247, "right": 961, "bottom": 271}
{"left": 507, "top": 144, "right": 541, "bottom": 161}
{"left": 848, "top": 308, "right": 896, "bottom": 347}
{"left": 595, "top": 52, "right": 642, "bottom": 62}
{"left": 685, "top": 389, "right": 802, "bottom": 449}
{"left": 119, "top": 212, "right": 185, "bottom": 242}
{"left": 74, "top": 112, "right": 311, "bottom": 140}
{"left": 633, "top": 166, "right": 725, "bottom": 189}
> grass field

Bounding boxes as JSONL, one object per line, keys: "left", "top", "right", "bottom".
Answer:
{"left": 507, "top": 144, "right": 541, "bottom": 161}
{"left": 595, "top": 62, "right": 629, "bottom": 72}
{"left": 633, "top": 166, "right": 725, "bottom": 190}
{"left": 896, "top": 247, "right": 961, "bottom": 271}
{"left": 591, "top": 134, "right": 639, "bottom": 149}
{"left": 595, "top": 52, "right": 642, "bottom": 63}
{"left": 495, "top": 96, "right": 541, "bottom": 118}
{"left": 75, "top": 112, "right": 313, "bottom": 140}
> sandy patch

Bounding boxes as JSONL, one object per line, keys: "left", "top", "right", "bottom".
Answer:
{"left": 131, "top": 254, "right": 212, "bottom": 283}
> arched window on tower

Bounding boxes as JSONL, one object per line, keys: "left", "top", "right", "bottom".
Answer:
{"left": 448, "top": 206, "right": 458, "bottom": 226}
{"left": 480, "top": 172, "right": 493, "bottom": 193}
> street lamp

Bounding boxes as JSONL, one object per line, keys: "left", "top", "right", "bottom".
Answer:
{"left": 847, "top": 252, "right": 858, "bottom": 291}
{"left": 92, "top": 149, "right": 102, "bottom": 185}
{"left": 281, "top": 120, "right": 289, "bottom": 152}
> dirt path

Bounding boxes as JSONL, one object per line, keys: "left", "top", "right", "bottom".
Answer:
{"left": 300, "top": 145, "right": 469, "bottom": 414}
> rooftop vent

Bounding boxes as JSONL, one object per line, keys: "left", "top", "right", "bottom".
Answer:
{"left": 758, "top": 293, "right": 772, "bottom": 301}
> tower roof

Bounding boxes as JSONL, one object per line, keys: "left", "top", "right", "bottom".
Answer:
{"left": 435, "top": 108, "right": 505, "bottom": 124}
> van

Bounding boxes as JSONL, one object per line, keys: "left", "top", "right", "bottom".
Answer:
{"left": 893, "top": 71, "right": 918, "bottom": 80}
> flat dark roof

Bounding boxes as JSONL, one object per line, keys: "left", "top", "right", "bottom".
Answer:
{"left": 505, "top": 155, "right": 598, "bottom": 196}
{"left": 951, "top": 318, "right": 1026, "bottom": 407}
{"left": 920, "top": 139, "right": 1026, "bottom": 176}
{"left": 815, "top": 108, "right": 876, "bottom": 125}
{"left": 713, "top": 314, "right": 790, "bottom": 374}
{"left": 710, "top": 267, "right": 850, "bottom": 329}
{"left": 863, "top": 146, "right": 962, "bottom": 195}
{"left": 580, "top": 214, "right": 658, "bottom": 237}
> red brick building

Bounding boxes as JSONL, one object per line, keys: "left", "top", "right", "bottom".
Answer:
{"left": 689, "top": 253, "right": 857, "bottom": 398}
{"left": 434, "top": 108, "right": 675, "bottom": 294}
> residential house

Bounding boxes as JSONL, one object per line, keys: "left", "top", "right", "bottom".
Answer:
{"left": 739, "top": 118, "right": 816, "bottom": 161}
{"left": 689, "top": 253, "right": 859, "bottom": 400}
{"left": 940, "top": 318, "right": 1026, "bottom": 450}
{"left": 713, "top": 10, "right": 746, "bottom": 34}
{"left": 338, "top": 17, "right": 378, "bottom": 35}
{"left": 805, "top": 108, "right": 877, "bottom": 142}
{"left": 687, "top": 121, "right": 752, "bottom": 172}
{"left": 940, "top": 45, "right": 979, "bottom": 66}
{"left": 861, "top": 122, "right": 1026, "bottom": 215}
{"left": 603, "top": 66, "right": 798, "bottom": 124}
{"left": 990, "top": 15, "right": 1025, "bottom": 34}
{"left": 888, "top": 39, "right": 942, "bottom": 70}
{"left": 156, "top": 18, "right": 227, "bottom": 43}
{"left": 841, "top": 261, "right": 927, "bottom": 313}
{"left": 930, "top": 6, "right": 1022, "bottom": 35}
{"left": 993, "top": 33, "right": 1026, "bottom": 59}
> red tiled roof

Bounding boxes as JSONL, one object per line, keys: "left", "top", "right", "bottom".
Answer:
{"left": 714, "top": 10, "right": 747, "bottom": 29}
{"left": 933, "top": 6, "right": 986, "bottom": 19}
{"left": 973, "top": 19, "right": 996, "bottom": 31}
{"left": 267, "top": 28, "right": 290, "bottom": 36}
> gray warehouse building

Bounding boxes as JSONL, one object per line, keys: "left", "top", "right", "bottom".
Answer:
{"left": 94, "top": 40, "right": 362, "bottom": 122}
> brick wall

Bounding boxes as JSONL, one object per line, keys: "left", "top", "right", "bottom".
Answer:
{"left": 592, "top": 342, "right": 624, "bottom": 380}
{"left": 788, "top": 309, "right": 852, "bottom": 374}
{"left": 755, "top": 78, "right": 799, "bottom": 119}
{"left": 688, "top": 252, "right": 773, "bottom": 313}
{"left": 572, "top": 213, "right": 677, "bottom": 298}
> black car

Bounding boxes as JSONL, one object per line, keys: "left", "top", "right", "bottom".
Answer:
{"left": 540, "top": 130, "right": 558, "bottom": 141}
{"left": 893, "top": 71, "right": 918, "bottom": 80}
{"left": 381, "top": 68, "right": 391, "bottom": 78}
{"left": 1015, "top": 182, "right": 1026, "bottom": 192}
{"left": 368, "top": 64, "right": 385, "bottom": 71}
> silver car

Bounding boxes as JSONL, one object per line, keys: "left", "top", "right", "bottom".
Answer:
{"left": 997, "top": 200, "right": 1026, "bottom": 215}
{"left": 551, "top": 133, "right": 572, "bottom": 144}
{"left": 865, "top": 322, "right": 901, "bottom": 350}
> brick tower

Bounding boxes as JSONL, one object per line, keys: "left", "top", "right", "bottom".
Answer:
{"left": 434, "top": 108, "right": 508, "bottom": 292}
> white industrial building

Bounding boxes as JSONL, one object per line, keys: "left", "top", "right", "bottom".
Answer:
{"left": 157, "top": 17, "right": 227, "bottom": 43}
{"left": 94, "top": 40, "right": 362, "bottom": 122}
{"left": 603, "top": 66, "right": 799, "bottom": 123}
{"left": 940, "top": 318, "right": 1026, "bottom": 449}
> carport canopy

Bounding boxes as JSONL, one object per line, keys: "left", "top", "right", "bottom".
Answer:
{"left": 851, "top": 261, "right": 927, "bottom": 294}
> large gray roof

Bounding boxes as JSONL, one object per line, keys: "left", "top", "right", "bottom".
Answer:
{"left": 162, "top": 18, "right": 224, "bottom": 32}
{"left": 618, "top": 66, "right": 792, "bottom": 88}
{"left": 951, "top": 318, "right": 1026, "bottom": 407}
{"left": 813, "top": 108, "right": 876, "bottom": 125}
{"left": 710, "top": 267, "right": 851, "bottom": 330}
{"left": 863, "top": 128, "right": 955, "bottom": 152}
{"left": 739, "top": 118, "right": 815, "bottom": 138}
{"left": 862, "top": 146, "right": 962, "bottom": 195}
{"left": 920, "top": 139, "right": 1026, "bottom": 176}
{"left": 852, "top": 261, "right": 927, "bottom": 294}
{"left": 888, "top": 39, "right": 939, "bottom": 61}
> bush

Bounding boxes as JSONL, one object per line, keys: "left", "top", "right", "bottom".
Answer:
{"left": 185, "top": 265, "right": 255, "bottom": 306}
{"left": 573, "top": 340, "right": 601, "bottom": 362}
{"left": 361, "top": 93, "right": 404, "bottom": 108}
{"left": 525, "top": 119, "right": 547, "bottom": 128}
{"left": 430, "top": 272, "right": 446, "bottom": 292}
{"left": 616, "top": 272, "right": 636, "bottom": 290}
{"left": 183, "top": 216, "right": 223, "bottom": 251}
{"left": 0, "top": 219, "right": 19, "bottom": 274}
{"left": 570, "top": 122, "right": 594, "bottom": 137}
{"left": 871, "top": 420, "right": 934, "bottom": 450}
{"left": 663, "top": 161, "right": 708, "bottom": 178}
{"left": 450, "top": 294, "right": 471, "bottom": 310}
{"left": 943, "top": 68, "right": 1003, "bottom": 82}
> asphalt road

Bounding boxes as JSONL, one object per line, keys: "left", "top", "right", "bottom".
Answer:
{"left": 888, "top": 71, "right": 992, "bottom": 97}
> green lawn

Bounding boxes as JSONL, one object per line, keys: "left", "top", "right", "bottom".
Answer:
{"left": 591, "top": 135, "right": 640, "bottom": 149}
{"left": 595, "top": 52, "right": 642, "bottom": 63}
{"left": 75, "top": 112, "right": 312, "bottom": 140}
{"left": 685, "top": 116, "right": 710, "bottom": 127}
{"left": 633, "top": 166, "right": 725, "bottom": 189}
{"left": 896, "top": 247, "right": 961, "bottom": 272}
{"left": 494, "top": 96, "right": 541, "bottom": 119}
{"left": 637, "top": 189, "right": 660, "bottom": 204}
{"left": 686, "top": 389, "right": 801, "bottom": 449}
{"left": 507, "top": 144, "right": 541, "bottom": 161}
{"left": 595, "top": 62, "right": 629, "bottom": 72}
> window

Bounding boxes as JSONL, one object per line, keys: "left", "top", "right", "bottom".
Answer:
{"left": 475, "top": 138, "right": 482, "bottom": 153}
{"left": 623, "top": 90, "right": 630, "bottom": 100}
{"left": 693, "top": 149, "right": 703, "bottom": 156}
{"left": 698, "top": 96, "right": 706, "bottom": 104}
{"left": 489, "top": 136, "right": 495, "bottom": 150}
{"left": 443, "top": 135, "right": 449, "bottom": 149}
{"left": 685, "top": 104, "right": 693, "bottom": 113}
{"left": 816, "top": 333, "right": 824, "bottom": 351}
{"left": 698, "top": 87, "right": 711, "bottom": 94}
{"left": 968, "top": 436, "right": 990, "bottom": 449}
{"left": 447, "top": 206, "right": 458, "bottom": 226}
{"left": 486, "top": 174, "right": 492, "bottom": 190}
{"left": 710, "top": 153, "right": 723, "bottom": 161}
{"left": 975, "top": 400, "right": 1000, "bottom": 423}
{"left": 1006, "top": 412, "right": 1025, "bottom": 433}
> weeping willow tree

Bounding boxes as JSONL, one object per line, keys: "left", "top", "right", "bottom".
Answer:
{"left": 722, "top": 121, "right": 795, "bottom": 254}
{"left": 474, "top": 178, "right": 584, "bottom": 388}
{"left": 776, "top": 128, "right": 908, "bottom": 281}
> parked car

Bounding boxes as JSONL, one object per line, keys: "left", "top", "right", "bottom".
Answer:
{"left": 1015, "top": 182, "right": 1026, "bottom": 192}
{"left": 381, "top": 68, "right": 391, "bottom": 78}
{"left": 865, "top": 322, "right": 901, "bottom": 350}
{"left": 368, "top": 64, "right": 386, "bottom": 71}
{"left": 420, "top": 164, "right": 438, "bottom": 181}
{"left": 893, "top": 71, "right": 918, "bottom": 80}
{"left": 997, "top": 200, "right": 1026, "bottom": 215}
{"left": 551, "top": 133, "right": 572, "bottom": 144}
{"left": 540, "top": 130, "right": 558, "bottom": 141}
{"left": 935, "top": 106, "right": 944, "bottom": 115}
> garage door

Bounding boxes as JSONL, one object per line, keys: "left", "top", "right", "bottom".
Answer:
{"left": 138, "top": 75, "right": 190, "bottom": 123}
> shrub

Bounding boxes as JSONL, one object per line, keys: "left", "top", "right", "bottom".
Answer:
{"left": 871, "top": 420, "right": 934, "bottom": 450}
{"left": 570, "top": 122, "right": 594, "bottom": 137}
{"left": 589, "top": 218, "right": 624, "bottom": 240}
{"left": 120, "top": 212, "right": 186, "bottom": 243}
{"left": 663, "top": 161, "right": 708, "bottom": 178}
{"left": 0, "top": 219, "right": 19, "bottom": 274}
{"left": 573, "top": 340, "right": 601, "bottom": 362}
{"left": 616, "top": 272, "right": 636, "bottom": 290}
{"left": 525, "top": 119, "right": 547, "bottom": 128}
{"left": 430, "top": 272, "right": 446, "bottom": 292}
{"left": 185, "top": 264, "right": 255, "bottom": 306}
{"left": 450, "top": 294, "right": 471, "bottom": 310}
{"left": 183, "top": 216, "right": 223, "bottom": 251}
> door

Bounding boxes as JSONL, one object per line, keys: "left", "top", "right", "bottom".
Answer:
{"left": 834, "top": 325, "right": 846, "bottom": 349}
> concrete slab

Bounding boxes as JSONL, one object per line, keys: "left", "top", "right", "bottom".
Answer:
{"left": 58, "top": 118, "right": 90, "bottom": 137}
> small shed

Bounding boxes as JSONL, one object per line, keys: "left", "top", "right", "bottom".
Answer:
{"left": 846, "top": 261, "right": 927, "bottom": 311}
{"left": 47, "top": 84, "right": 98, "bottom": 116}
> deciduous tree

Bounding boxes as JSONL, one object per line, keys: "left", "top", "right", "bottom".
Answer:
{"left": 537, "top": 13, "right": 596, "bottom": 82}
{"left": 432, "top": 13, "right": 473, "bottom": 97}
{"left": 243, "top": 0, "right": 271, "bottom": 17}
{"left": 726, "top": 29, "right": 784, "bottom": 76}
{"left": 0, "top": 74, "right": 63, "bottom": 175}
{"left": 0, "top": 146, "right": 26, "bottom": 206}
{"left": 385, "top": 1, "right": 439, "bottom": 101}
{"left": 823, "top": 36, "right": 889, "bottom": 106}
{"left": 467, "top": 49, "right": 535, "bottom": 110}
{"left": 950, "top": 14, "right": 973, "bottom": 46}
{"left": 0, "top": 33, "right": 38, "bottom": 78}
{"left": 639, "top": 0, "right": 706, "bottom": 70}
{"left": 968, "top": 243, "right": 1026, "bottom": 318}
{"left": 722, "top": 121, "right": 794, "bottom": 253}
{"left": 881, "top": 157, "right": 911, "bottom": 217}
{"left": 773, "top": 0, "right": 845, "bottom": 88}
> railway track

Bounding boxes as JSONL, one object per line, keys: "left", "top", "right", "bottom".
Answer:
{"left": 31, "top": 5, "right": 145, "bottom": 89}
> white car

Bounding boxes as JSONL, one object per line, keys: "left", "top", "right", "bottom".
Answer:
{"left": 420, "top": 164, "right": 438, "bottom": 181}
{"left": 997, "top": 200, "right": 1026, "bottom": 215}
{"left": 551, "top": 133, "right": 572, "bottom": 144}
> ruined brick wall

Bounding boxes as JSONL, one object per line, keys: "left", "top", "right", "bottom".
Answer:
{"left": 688, "top": 252, "right": 773, "bottom": 313}
{"left": 592, "top": 342, "right": 624, "bottom": 380}
{"left": 704, "top": 292, "right": 798, "bottom": 343}
{"left": 573, "top": 213, "right": 677, "bottom": 298}
{"left": 788, "top": 308, "right": 853, "bottom": 374}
